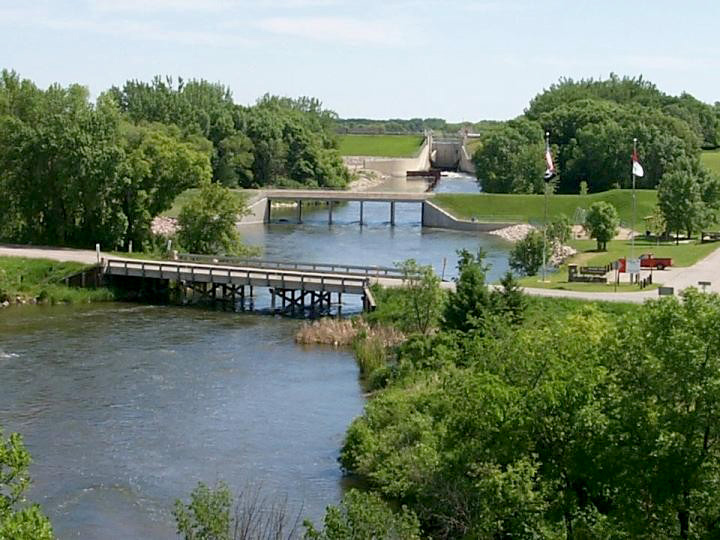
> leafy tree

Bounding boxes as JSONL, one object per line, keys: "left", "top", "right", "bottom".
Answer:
{"left": 395, "top": 260, "right": 443, "bottom": 335}
{"left": 121, "top": 121, "right": 213, "bottom": 249}
{"left": 604, "top": 290, "right": 720, "bottom": 538}
{"left": 495, "top": 271, "right": 526, "bottom": 324}
{"left": 304, "top": 490, "right": 421, "bottom": 540}
{"left": 584, "top": 201, "right": 619, "bottom": 251}
{"left": 658, "top": 157, "right": 720, "bottom": 242}
{"left": 177, "top": 182, "right": 251, "bottom": 255}
{"left": 509, "top": 230, "right": 546, "bottom": 276}
{"left": 442, "top": 249, "right": 496, "bottom": 332}
{"left": 174, "top": 481, "right": 300, "bottom": 540}
{"left": 472, "top": 119, "right": 545, "bottom": 193}
{"left": 0, "top": 427, "right": 53, "bottom": 540}
{"left": 547, "top": 213, "right": 572, "bottom": 244}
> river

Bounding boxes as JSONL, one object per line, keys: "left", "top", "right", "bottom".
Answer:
{"left": 0, "top": 173, "right": 512, "bottom": 538}
{"left": 0, "top": 304, "right": 363, "bottom": 539}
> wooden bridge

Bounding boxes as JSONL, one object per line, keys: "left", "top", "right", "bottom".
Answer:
{"left": 101, "top": 256, "right": 402, "bottom": 313}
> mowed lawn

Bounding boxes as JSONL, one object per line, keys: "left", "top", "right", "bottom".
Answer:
{"left": 517, "top": 237, "right": 719, "bottom": 291}
{"left": 434, "top": 189, "right": 658, "bottom": 226}
{"left": 701, "top": 149, "right": 720, "bottom": 175}
{"left": 337, "top": 134, "right": 424, "bottom": 157}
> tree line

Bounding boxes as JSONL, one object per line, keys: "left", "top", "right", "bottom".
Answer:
{"left": 0, "top": 71, "right": 349, "bottom": 250}
{"left": 338, "top": 257, "right": 720, "bottom": 539}
{"left": 472, "top": 74, "right": 720, "bottom": 195}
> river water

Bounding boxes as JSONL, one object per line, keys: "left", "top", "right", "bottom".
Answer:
{"left": 0, "top": 304, "right": 363, "bottom": 539}
{"left": 0, "top": 173, "right": 511, "bottom": 538}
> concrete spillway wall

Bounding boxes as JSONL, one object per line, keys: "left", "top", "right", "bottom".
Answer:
{"left": 430, "top": 138, "right": 476, "bottom": 174}
{"left": 421, "top": 200, "right": 513, "bottom": 232}
{"left": 343, "top": 134, "right": 432, "bottom": 177}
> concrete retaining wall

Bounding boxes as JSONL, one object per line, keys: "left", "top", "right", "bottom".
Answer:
{"left": 421, "top": 200, "right": 513, "bottom": 232}
{"left": 343, "top": 135, "right": 432, "bottom": 177}
{"left": 238, "top": 197, "right": 270, "bottom": 225}
{"left": 458, "top": 144, "right": 476, "bottom": 174}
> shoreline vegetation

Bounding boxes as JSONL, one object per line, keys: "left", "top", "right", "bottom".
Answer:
{"left": 0, "top": 256, "right": 115, "bottom": 307}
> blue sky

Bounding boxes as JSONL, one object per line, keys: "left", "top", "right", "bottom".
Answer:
{"left": 1, "top": 0, "right": 718, "bottom": 121}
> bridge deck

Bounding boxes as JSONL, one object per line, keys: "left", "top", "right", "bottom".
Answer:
{"left": 261, "top": 189, "right": 432, "bottom": 203}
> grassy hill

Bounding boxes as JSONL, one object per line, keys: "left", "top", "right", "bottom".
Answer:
{"left": 701, "top": 149, "right": 720, "bottom": 175}
{"left": 337, "top": 134, "right": 424, "bottom": 157}
{"left": 434, "top": 189, "right": 658, "bottom": 227}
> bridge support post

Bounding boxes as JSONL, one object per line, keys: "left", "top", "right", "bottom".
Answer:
{"left": 328, "top": 201, "right": 333, "bottom": 225}
{"left": 271, "top": 288, "right": 276, "bottom": 310}
{"left": 390, "top": 202, "right": 396, "bottom": 226}
{"left": 297, "top": 200, "right": 303, "bottom": 224}
{"left": 359, "top": 201, "right": 364, "bottom": 226}
{"left": 266, "top": 199, "right": 272, "bottom": 223}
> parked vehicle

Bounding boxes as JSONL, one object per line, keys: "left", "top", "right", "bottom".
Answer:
{"left": 618, "top": 254, "right": 672, "bottom": 272}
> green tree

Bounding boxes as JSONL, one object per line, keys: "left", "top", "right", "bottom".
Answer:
{"left": 547, "top": 213, "right": 572, "bottom": 244}
{"left": 177, "top": 182, "right": 251, "bottom": 255}
{"left": 395, "top": 260, "right": 443, "bottom": 336}
{"left": 304, "top": 490, "right": 421, "bottom": 540}
{"left": 658, "top": 157, "right": 720, "bottom": 242}
{"left": 509, "top": 230, "right": 546, "bottom": 276}
{"left": 495, "top": 271, "right": 526, "bottom": 324}
{"left": 584, "top": 201, "right": 619, "bottom": 251}
{"left": 0, "top": 427, "right": 53, "bottom": 540}
{"left": 442, "top": 249, "right": 496, "bottom": 332}
{"left": 121, "top": 122, "right": 213, "bottom": 249}
{"left": 605, "top": 291, "right": 720, "bottom": 538}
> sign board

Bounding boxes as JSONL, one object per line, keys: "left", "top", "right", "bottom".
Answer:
{"left": 658, "top": 287, "right": 674, "bottom": 296}
{"left": 627, "top": 258, "right": 641, "bottom": 274}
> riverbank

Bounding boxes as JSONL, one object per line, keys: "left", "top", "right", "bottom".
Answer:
{"left": 0, "top": 256, "right": 115, "bottom": 307}
{"left": 434, "top": 189, "right": 657, "bottom": 226}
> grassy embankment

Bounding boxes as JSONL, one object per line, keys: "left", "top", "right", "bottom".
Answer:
{"left": 337, "top": 134, "right": 424, "bottom": 157}
{"left": 434, "top": 189, "right": 719, "bottom": 291}
{"left": 701, "top": 149, "right": 720, "bottom": 175}
{"left": 434, "top": 189, "right": 657, "bottom": 226}
{"left": 0, "top": 257, "right": 115, "bottom": 305}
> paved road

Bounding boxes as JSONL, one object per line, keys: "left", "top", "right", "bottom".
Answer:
{"left": 2, "top": 243, "right": 718, "bottom": 303}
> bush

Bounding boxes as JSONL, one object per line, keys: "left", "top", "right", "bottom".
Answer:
{"left": 177, "top": 182, "right": 254, "bottom": 255}
{"left": 509, "top": 230, "right": 546, "bottom": 276}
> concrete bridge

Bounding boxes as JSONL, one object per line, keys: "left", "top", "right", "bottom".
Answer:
{"left": 246, "top": 190, "right": 434, "bottom": 226}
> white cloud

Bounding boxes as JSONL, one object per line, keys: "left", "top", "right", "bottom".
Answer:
{"left": 0, "top": 5, "right": 253, "bottom": 47}
{"left": 88, "top": 0, "right": 342, "bottom": 12}
{"left": 256, "top": 16, "right": 405, "bottom": 46}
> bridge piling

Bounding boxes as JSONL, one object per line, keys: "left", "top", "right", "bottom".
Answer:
{"left": 297, "top": 200, "right": 303, "bottom": 224}
{"left": 390, "top": 202, "right": 396, "bottom": 226}
{"left": 328, "top": 201, "right": 333, "bottom": 225}
{"left": 359, "top": 201, "right": 364, "bottom": 226}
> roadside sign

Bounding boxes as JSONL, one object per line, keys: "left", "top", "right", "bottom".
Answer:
{"left": 658, "top": 286, "right": 674, "bottom": 296}
{"left": 627, "top": 258, "right": 641, "bottom": 274}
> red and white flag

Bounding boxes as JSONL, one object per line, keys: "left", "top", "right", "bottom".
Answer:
{"left": 632, "top": 148, "right": 644, "bottom": 177}
{"left": 544, "top": 145, "right": 556, "bottom": 180}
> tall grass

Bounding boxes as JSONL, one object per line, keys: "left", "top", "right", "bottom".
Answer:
{"left": 0, "top": 256, "right": 115, "bottom": 305}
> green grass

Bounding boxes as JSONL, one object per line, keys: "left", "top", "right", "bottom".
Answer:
{"left": 0, "top": 256, "right": 115, "bottom": 304}
{"left": 338, "top": 134, "right": 424, "bottom": 157}
{"left": 701, "top": 149, "right": 720, "bottom": 176}
{"left": 524, "top": 296, "right": 640, "bottom": 324}
{"left": 434, "top": 189, "right": 658, "bottom": 227}
{"left": 517, "top": 237, "right": 719, "bottom": 291}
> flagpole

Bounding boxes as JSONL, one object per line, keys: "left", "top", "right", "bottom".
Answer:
{"left": 632, "top": 138, "right": 637, "bottom": 264}
{"left": 542, "top": 131, "right": 549, "bottom": 282}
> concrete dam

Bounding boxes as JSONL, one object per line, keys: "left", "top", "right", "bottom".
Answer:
{"left": 430, "top": 136, "right": 476, "bottom": 174}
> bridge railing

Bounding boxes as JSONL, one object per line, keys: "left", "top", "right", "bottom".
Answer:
{"left": 103, "top": 258, "right": 372, "bottom": 293}
{"left": 175, "top": 253, "right": 408, "bottom": 279}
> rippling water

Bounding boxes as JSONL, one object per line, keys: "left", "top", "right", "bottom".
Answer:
{"left": 0, "top": 304, "right": 364, "bottom": 539}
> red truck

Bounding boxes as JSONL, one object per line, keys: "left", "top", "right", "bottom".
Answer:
{"left": 618, "top": 254, "right": 672, "bottom": 272}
